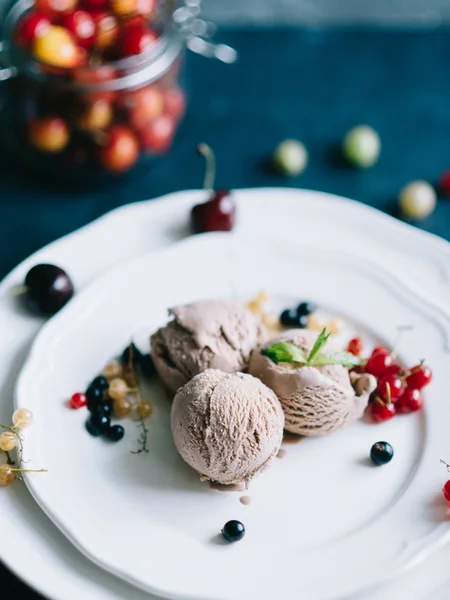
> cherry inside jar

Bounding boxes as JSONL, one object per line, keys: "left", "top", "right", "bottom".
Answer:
{"left": 0, "top": 0, "right": 187, "bottom": 184}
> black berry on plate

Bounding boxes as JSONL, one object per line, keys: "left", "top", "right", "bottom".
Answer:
{"left": 296, "top": 302, "right": 316, "bottom": 316}
{"left": 121, "top": 342, "right": 143, "bottom": 366}
{"left": 90, "top": 375, "right": 109, "bottom": 391}
{"left": 191, "top": 144, "right": 236, "bottom": 234}
{"left": 139, "top": 353, "right": 156, "bottom": 377}
{"left": 296, "top": 314, "right": 309, "bottom": 328}
{"left": 106, "top": 424, "right": 125, "bottom": 442}
{"left": 86, "top": 412, "right": 110, "bottom": 437}
{"left": 370, "top": 441, "right": 394, "bottom": 466}
{"left": 24, "top": 263, "right": 74, "bottom": 315}
{"left": 222, "top": 520, "right": 245, "bottom": 543}
{"left": 95, "top": 401, "right": 112, "bottom": 416}
{"left": 86, "top": 386, "right": 103, "bottom": 411}
{"left": 280, "top": 308, "right": 298, "bottom": 326}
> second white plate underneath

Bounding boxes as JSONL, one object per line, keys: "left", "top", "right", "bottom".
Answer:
{"left": 15, "top": 233, "right": 450, "bottom": 600}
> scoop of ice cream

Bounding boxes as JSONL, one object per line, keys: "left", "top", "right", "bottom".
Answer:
{"left": 248, "top": 329, "right": 376, "bottom": 436}
{"left": 151, "top": 299, "right": 267, "bottom": 393}
{"left": 171, "top": 369, "right": 284, "bottom": 485}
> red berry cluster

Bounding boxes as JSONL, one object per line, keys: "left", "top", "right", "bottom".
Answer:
{"left": 347, "top": 338, "right": 432, "bottom": 423}
{"left": 14, "top": 0, "right": 185, "bottom": 173}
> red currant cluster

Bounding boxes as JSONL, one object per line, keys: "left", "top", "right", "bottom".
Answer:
{"left": 14, "top": 0, "right": 185, "bottom": 173}
{"left": 347, "top": 338, "right": 432, "bottom": 422}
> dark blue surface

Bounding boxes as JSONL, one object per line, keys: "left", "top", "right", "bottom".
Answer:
{"left": 1, "top": 26, "right": 450, "bottom": 598}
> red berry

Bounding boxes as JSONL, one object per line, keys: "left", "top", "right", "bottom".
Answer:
{"left": 92, "top": 10, "right": 119, "bottom": 50}
{"left": 405, "top": 365, "right": 432, "bottom": 390}
{"left": 99, "top": 125, "right": 139, "bottom": 173}
{"left": 137, "top": 0, "right": 156, "bottom": 15}
{"left": 377, "top": 374, "right": 404, "bottom": 402}
{"left": 438, "top": 170, "right": 450, "bottom": 198}
{"left": 191, "top": 190, "right": 236, "bottom": 234}
{"left": 82, "top": 0, "right": 108, "bottom": 6}
{"left": 62, "top": 10, "right": 96, "bottom": 48}
{"left": 443, "top": 480, "right": 450, "bottom": 501}
{"left": 138, "top": 115, "right": 176, "bottom": 153}
{"left": 371, "top": 401, "right": 396, "bottom": 423}
{"left": 401, "top": 388, "right": 423, "bottom": 412}
{"left": 371, "top": 346, "right": 389, "bottom": 357}
{"left": 16, "top": 12, "right": 51, "bottom": 48}
{"left": 164, "top": 87, "right": 186, "bottom": 121}
{"left": 366, "top": 352, "right": 393, "bottom": 378}
{"left": 121, "top": 86, "right": 164, "bottom": 128}
{"left": 35, "top": 0, "right": 77, "bottom": 17}
{"left": 120, "top": 26, "right": 158, "bottom": 57}
{"left": 347, "top": 337, "right": 362, "bottom": 356}
{"left": 70, "top": 392, "right": 87, "bottom": 409}
{"left": 383, "top": 364, "right": 402, "bottom": 376}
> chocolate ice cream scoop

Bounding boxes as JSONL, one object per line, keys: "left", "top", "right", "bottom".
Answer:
{"left": 249, "top": 329, "right": 376, "bottom": 436}
{"left": 171, "top": 369, "right": 284, "bottom": 485}
{"left": 151, "top": 299, "right": 267, "bottom": 393}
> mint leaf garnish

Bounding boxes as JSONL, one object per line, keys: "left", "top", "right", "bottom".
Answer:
{"left": 310, "top": 352, "right": 365, "bottom": 368}
{"left": 262, "top": 329, "right": 366, "bottom": 369}
{"left": 261, "top": 342, "right": 307, "bottom": 364}
{"left": 306, "top": 328, "right": 330, "bottom": 366}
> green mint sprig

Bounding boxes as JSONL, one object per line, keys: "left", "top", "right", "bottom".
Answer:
{"left": 261, "top": 328, "right": 365, "bottom": 368}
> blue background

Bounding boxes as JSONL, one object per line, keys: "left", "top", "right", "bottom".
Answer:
{"left": 1, "top": 26, "right": 450, "bottom": 598}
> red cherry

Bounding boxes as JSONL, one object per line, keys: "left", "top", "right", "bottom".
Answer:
{"left": 371, "top": 401, "right": 396, "bottom": 423}
{"left": 122, "top": 14, "right": 146, "bottom": 30}
{"left": 191, "top": 190, "right": 236, "bottom": 234}
{"left": 443, "top": 480, "right": 450, "bottom": 502}
{"left": 28, "top": 116, "right": 70, "bottom": 153}
{"left": 16, "top": 12, "right": 51, "bottom": 48}
{"left": 347, "top": 337, "right": 362, "bottom": 356}
{"left": 99, "top": 125, "right": 139, "bottom": 173}
{"left": 377, "top": 374, "right": 404, "bottom": 402}
{"left": 35, "top": 0, "right": 78, "bottom": 17}
{"left": 82, "top": 0, "right": 108, "bottom": 6}
{"left": 120, "top": 26, "right": 158, "bottom": 57}
{"left": 137, "top": 0, "right": 156, "bottom": 15}
{"left": 401, "top": 388, "right": 423, "bottom": 412}
{"left": 164, "top": 86, "right": 186, "bottom": 121}
{"left": 92, "top": 10, "right": 119, "bottom": 49}
{"left": 62, "top": 10, "right": 95, "bottom": 48}
{"left": 73, "top": 65, "right": 117, "bottom": 102}
{"left": 405, "top": 365, "right": 432, "bottom": 390}
{"left": 121, "top": 86, "right": 164, "bottom": 128}
{"left": 438, "top": 170, "right": 450, "bottom": 198}
{"left": 366, "top": 352, "right": 393, "bottom": 378}
{"left": 70, "top": 392, "right": 87, "bottom": 409}
{"left": 138, "top": 115, "right": 175, "bottom": 153}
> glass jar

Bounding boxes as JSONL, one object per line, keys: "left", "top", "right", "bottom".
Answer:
{"left": 0, "top": 0, "right": 188, "bottom": 185}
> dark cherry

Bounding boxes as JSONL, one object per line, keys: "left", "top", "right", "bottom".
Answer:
{"left": 106, "top": 424, "right": 125, "bottom": 442}
{"left": 191, "top": 190, "right": 236, "bottom": 234}
{"left": 24, "top": 263, "right": 74, "bottom": 315}
{"left": 139, "top": 353, "right": 156, "bottom": 377}
{"left": 280, "top": 308, "right": 298, "bottom": 326}
{"left": 191, "top": 144, "right": 236, "bottom": 234}
{"left": 222, "top": 520, "right": 245, "bottom": 543}
{"left": 370, "top": 441, "right": 394, "bottom": 466}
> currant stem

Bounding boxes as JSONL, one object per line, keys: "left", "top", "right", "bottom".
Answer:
{"left": 0, "top": 467, "right": 47, "bottom": 473}
{"left": 440, "top": 459, "right": 450, "bottom": 471}
{"left": 10, "top": 285, "right": 28, "bottom": 297}
{"left": 197, "top": 143, "right": 216, "bottom": 191}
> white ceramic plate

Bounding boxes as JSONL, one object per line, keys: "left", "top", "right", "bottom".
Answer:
{"left": 3, "top": 188, "right": 450, "bottom": 600}
{"left": 15, "top": 232, "right": 450, "bottom": 600}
